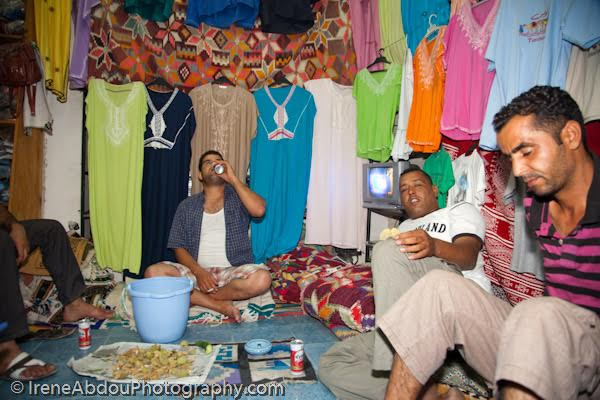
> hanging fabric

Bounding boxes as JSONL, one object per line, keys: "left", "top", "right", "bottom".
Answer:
{"left": 86, "top": 79, "right": 147, "bottom": 273}
{"left": 423, "top": 147, "right": 455, "bottom": 208}
{"left": 304, "top": 79, "right": 366, "bottom": 251}
{"left": 250, "top": 85, "right": 316, "bottom": 263}
{"left": 188, "top": 84, "right": 257, "bottom": 194}
{"left": 406, "top": 27, "right": 446, "bottom": 153}
{"left": 139, "top": 88, "right": 195, "bottom": 277}
{"left": 479, "top": 0, "right": 600, "bottom": 150}
{"left": 354, "top": 64, "right": 402, "bottom": 162}
{"left": 440, "top": 0, "right": 499, "bottom": 140}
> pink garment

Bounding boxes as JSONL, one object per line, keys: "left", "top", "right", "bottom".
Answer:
{"left": 441, "top": 0, "right": 499, "bottom": 140}
{"left": 348, "top": 0, "right": 382, "bottom": 70}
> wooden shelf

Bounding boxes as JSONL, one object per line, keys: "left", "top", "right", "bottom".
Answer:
{"left": 0, "top": 33, "right": 25, "bottom": 41}
{"left": 0, "top": 119, "right": 17, "bottom": 126}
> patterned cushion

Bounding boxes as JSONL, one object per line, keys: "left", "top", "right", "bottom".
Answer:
{"left": 267, "top": 245, "right": 345, "bottom": 304}
{"left": 300, "top": 264, "right": 375, "bottom": 333}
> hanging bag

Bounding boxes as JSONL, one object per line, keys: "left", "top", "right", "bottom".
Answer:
{"left": 0, "top": 41, "right": 42, "bottom": 115}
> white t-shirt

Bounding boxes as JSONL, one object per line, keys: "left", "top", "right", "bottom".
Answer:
{"left": 399, "top": 202, "right": 491, "bottom": 292}
{"left": 447, "top": 151, "right": 486, "bottom": 210}
{"left": 197, "top": 209, "right": 232, "bottom": 268}
{"left": 566, "top": 42, "right": 600, "bottom": 123}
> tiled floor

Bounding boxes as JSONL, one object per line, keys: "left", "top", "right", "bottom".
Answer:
{"left": 0, "top": 316, "right": 339, "bottom": 399}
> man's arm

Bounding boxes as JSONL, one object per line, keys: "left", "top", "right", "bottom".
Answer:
{"left": 216, "top": 160, "right": 266, "bottom": 218}
{"left": 0, "top": 205, "right": 29, "bottom": 264}
{"left": 395, "top": 230, "right": 482, "bottom": 270}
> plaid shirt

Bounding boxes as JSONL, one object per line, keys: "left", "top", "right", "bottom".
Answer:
{"left": 167, "top": 184, "right": 254, "bottom": 266}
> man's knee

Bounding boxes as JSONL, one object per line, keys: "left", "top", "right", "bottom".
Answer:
{"left": 372, "top": 239, "right": 409, "bottom": 272}
{"left": 144, "top": 263, "right": 170, "bottom": 278}
{"left": 506, "top": 296, "right": 568, "bottom": 333}
{"left": 248, "top": 270, "right": 271, "bottom": 292}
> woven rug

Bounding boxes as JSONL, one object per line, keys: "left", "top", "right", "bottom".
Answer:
{"left": 101, "top": 296, "right": 304, "bottom": 330}
{"left": 205, "top": 339, "right": 317, "bottom": 385}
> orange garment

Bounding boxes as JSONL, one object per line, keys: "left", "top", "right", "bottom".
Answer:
{"left": 406, "top": 27, "right": 446, "bottom": 153}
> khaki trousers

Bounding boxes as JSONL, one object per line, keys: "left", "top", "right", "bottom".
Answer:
{"left": 379, "top": 270, "right": 600, "bottom": 400}
{"left": 318, "top": 239, "right": 461, "bottom": 399}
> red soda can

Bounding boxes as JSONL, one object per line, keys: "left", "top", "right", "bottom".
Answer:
{"left": 290, "top": 339, "right": 304, "bottom": 376}
{"left": 78, "top": 319, "right": 91, "bottom": 350}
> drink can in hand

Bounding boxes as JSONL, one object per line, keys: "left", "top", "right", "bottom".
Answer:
{"left": 213, "top": 164, "right": 225, "bottom": 175}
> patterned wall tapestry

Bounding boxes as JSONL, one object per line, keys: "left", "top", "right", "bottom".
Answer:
{"left": 88, "top": 0, "right": 357, "bottom": 90}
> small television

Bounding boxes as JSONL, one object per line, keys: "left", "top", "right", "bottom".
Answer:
{"left": 362, "top": 161, "right": 410, "bottom": 210}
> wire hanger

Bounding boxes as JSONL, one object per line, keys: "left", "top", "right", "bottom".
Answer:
{"left": 424, "top": 14, "right": 441, "bottom": 40}
{"left": 366, "top": 48, "right": 391, "bottom": 71}
{"left": 269, "top": 71, "right": 293, "bottom": 88}
{"left": 147, "top": 76, "right": 173, "bottom": 91}
{"left": 472, "top": 0, "right": 492, "bottom": 8}
{"left": 212, "top": 71, "right": 235, "bottom": 86}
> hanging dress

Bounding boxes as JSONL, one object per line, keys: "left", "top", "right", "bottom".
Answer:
{"left": 189, "top": 84, "right": 257, "bottom": 194}
{"left": 139, "top": 88, "right": 195, "bottom": 276}
{"left": 250, "top": 85, "right": 316, "bottom": 263}
{"left": 406, "top": 27, "right": 446, "bottom": 153}
{"left": 304, "top": 79, "right": 366, "bottom": 251}
{"left": 86, "top": 79, "right": 147, "bottom": 273}
{"left": 354, "top": 64, "right": 402, "bottom": 162}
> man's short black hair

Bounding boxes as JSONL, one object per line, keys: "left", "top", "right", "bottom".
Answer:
{"left": 400, "top": 164, "right": 433, "bottom": 186}
{"left": 492, "top": 85, "right": 587, "bottom": 151}
{"left": 198, "top": 150, "right": 224, "bottom": 171}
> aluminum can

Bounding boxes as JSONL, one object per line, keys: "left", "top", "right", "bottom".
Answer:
{"left": 213, "top": 164, "right": 225, "bottom": 175}
{"left": 78, "top": 319, "right": 91, "bottom": 350}
{"left": 290, "top": 339, "right": 304, "bottom": 376}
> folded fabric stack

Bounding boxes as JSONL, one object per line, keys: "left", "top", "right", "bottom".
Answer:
{"left": 0, "top": 0, "right": 24, "bottom": 35}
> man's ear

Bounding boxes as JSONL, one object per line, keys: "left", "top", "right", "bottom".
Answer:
{"left": 560, "top": 120, "right": 583, "bottom": 150}
{"left": 432, "top": 184, "right": 439, "bottom": 198}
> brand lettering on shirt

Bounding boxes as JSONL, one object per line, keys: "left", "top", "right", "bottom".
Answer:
{"left": 416, "top": 222, "right": 447, "bottom": 234}
{"left": 519, "top": 10, "right": 548, "bottom": 42}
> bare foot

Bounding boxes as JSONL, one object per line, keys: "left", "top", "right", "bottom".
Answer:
{"left": 219, "top": 301, "right": 241, "bottom": 323}
{"left": 441, "top": 387, "right": 466, "bottom": 400}
{"left": 0, "top": 341, "right": 56, "bottom": 379}
{"left": 63, "top": 298, "right": 114, "bottom": 322}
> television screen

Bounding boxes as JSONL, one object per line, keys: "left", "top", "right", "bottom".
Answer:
{"left": 368, "top": 167, "right": 394, "bottom": 199}
{"left": 362, "top": 161, "right": 410, "bottom": 211}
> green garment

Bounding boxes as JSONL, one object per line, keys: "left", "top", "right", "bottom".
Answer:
{"left": 378, "top": 0, "right": 407, "bottom": 64}
{"left": 423, "top": 148, "right": 455, "bottom": 208}
{"left": 125, "top": 0, "right": 174, "bottom": 22}
{"left": 86, "top": 79, "right": 147, "bottom": 273}
{"left": 354, "top": 64, "right": 402, "bottom": 162}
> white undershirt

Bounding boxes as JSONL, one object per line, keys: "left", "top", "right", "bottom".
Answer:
{"left": 196, "top": 209, "right": 231, "bottom": 268}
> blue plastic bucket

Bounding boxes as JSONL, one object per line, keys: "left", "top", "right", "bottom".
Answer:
{"left": 127, "top": 277, "right": 193, "bottom": 343}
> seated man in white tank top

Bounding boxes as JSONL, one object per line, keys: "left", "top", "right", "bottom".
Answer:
{"left": 145, "top": 150, "right": 271, "bottom": 322}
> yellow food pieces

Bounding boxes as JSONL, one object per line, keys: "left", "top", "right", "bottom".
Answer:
{"left": 112, "top": 344, "right": 197, "bottom": 380}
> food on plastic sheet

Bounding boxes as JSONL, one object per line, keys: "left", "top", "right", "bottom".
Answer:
{"left": 112, "top": 344, "right": 197, "bottom": 380}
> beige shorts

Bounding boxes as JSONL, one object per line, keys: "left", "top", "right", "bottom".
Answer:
{"left": 163, "top": 261, "right": 269, "bottom": 291}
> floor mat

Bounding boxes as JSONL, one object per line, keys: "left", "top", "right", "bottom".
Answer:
{"left": 205, "top": 338, "right": 317, "bottom": 385}
{"left": 20, "top": 325, "right": 77, "bottom": 341}
{"left": 100, "top": 301, "right": 304, "bottom": 329}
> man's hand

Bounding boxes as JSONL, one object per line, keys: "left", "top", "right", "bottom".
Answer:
{"left": 394, "top": 229, "right": 437, "bottom": 260}
{"left": 10, "top": 222, "right": 30, "bottom": 265}
{"left": 194, "top": 267, "right": 218, "bottom": 293}
{"left": 213, "top": 159, "right": 236, "bottom": 185}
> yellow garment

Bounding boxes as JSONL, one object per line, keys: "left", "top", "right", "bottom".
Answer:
{"left": 35, "top": 0, "right": 72, "bottom": 102}
{"left": 378, "top": 0, "right": 407, "bottom": 65}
